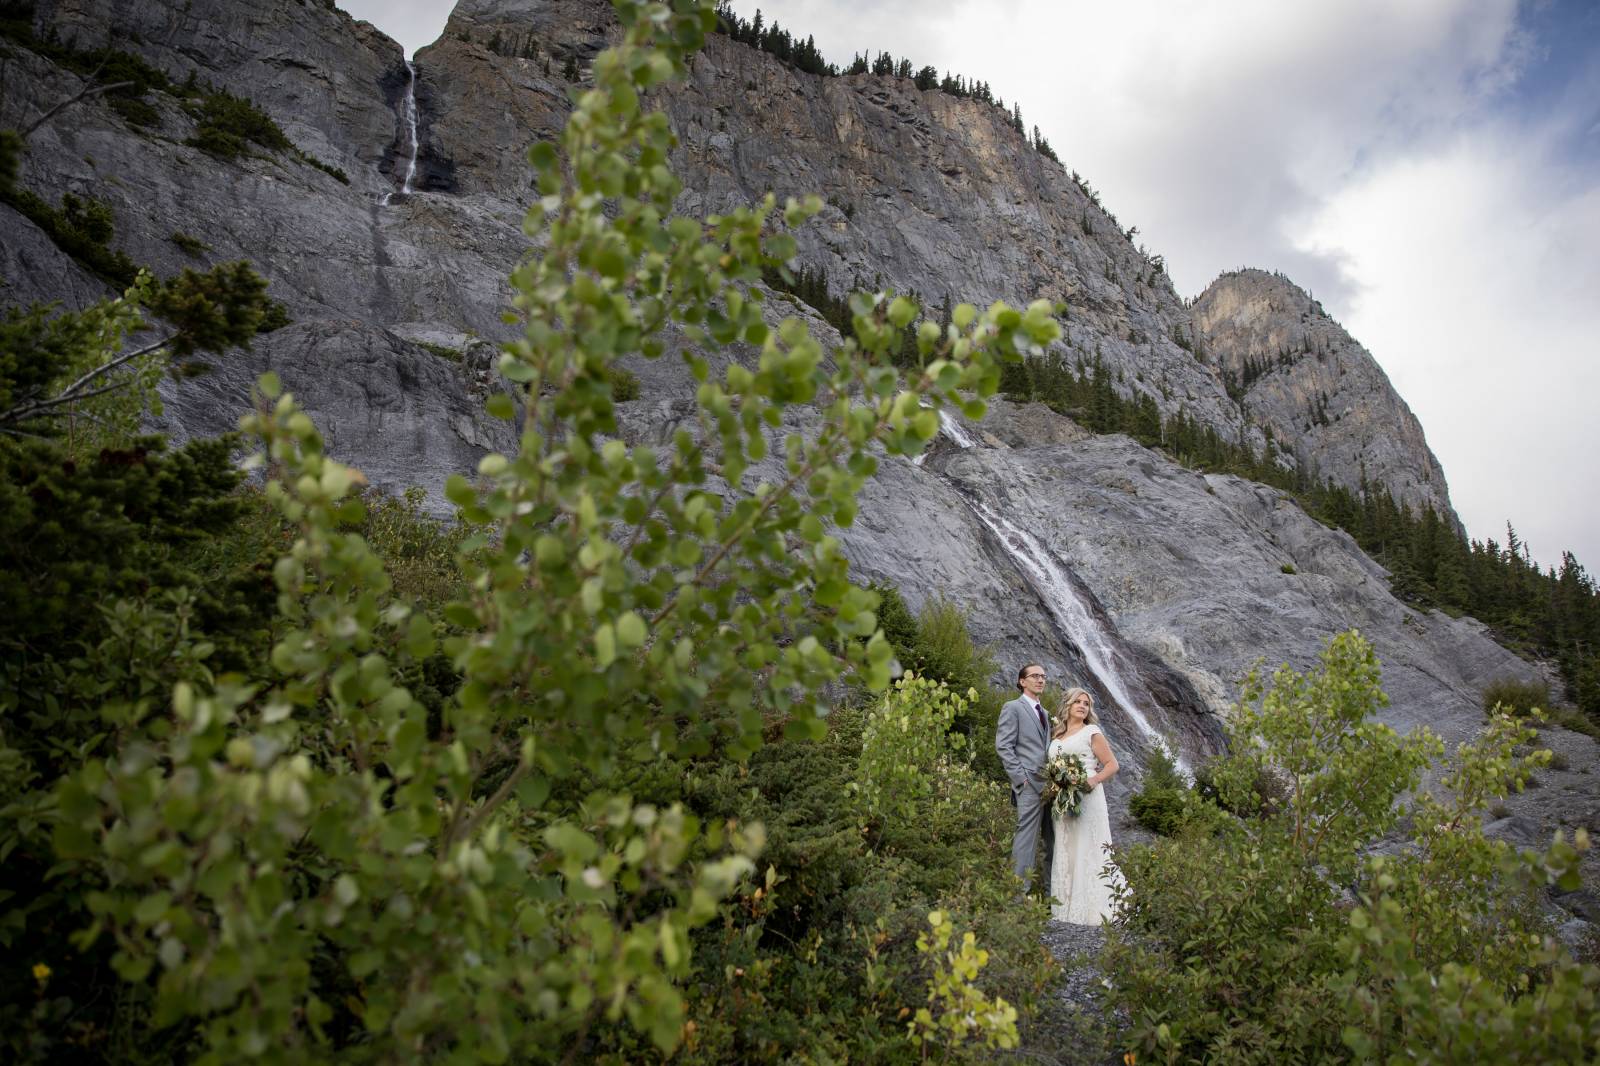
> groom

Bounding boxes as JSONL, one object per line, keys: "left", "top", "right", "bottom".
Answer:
{"left": 995, "top": 663, "right": 1055, "bottom": 892}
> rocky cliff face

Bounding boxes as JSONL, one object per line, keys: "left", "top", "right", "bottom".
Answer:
{"left": 430, "top": 0, "right": 1254, "bottom": 442}
{"left": 1193, "top": 268, "right": 1455, "bottom": 520}
{"left": 0, "top": 0, "right": 1554, "bottom": 799}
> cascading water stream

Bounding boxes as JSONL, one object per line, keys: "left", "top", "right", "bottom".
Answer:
{"left": 930, "top": 410, "right": 1189, "bottom": 773}
{"left": 382, "top": 60, "right": 420, "bottom": 205}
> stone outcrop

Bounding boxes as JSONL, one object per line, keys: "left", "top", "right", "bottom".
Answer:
{"left": 1192, "top": 268, "right": 1455, "bottom": 520}
{"left": 32, "top": 0, "right": 405, "bottom": 194}
{"left": 1, "top": 0, "right": 1563, "bottom": 801}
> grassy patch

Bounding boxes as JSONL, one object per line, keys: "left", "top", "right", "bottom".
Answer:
{"left": 1, "top": 188, "right": 139, "bottom": 286}
{"left": 185, "top": 88, "right": 291, "bottom": 159}
{"left": 169, "top": 231, "right": 209, "bottom": 256}
{"left": 417, "top": 340, "right": 463, "bottom": 363}
{"left": 1483, "top": 677, "right": 1551, "bottom": 718}
{"left": 297, "top": 151, "right": 350, "bottom": 185}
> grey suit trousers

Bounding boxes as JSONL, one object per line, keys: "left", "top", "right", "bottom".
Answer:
{"left": 1010, "top": 774, "right": 1055, "bottom": 889}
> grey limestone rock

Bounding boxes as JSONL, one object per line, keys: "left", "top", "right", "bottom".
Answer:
{"left": 151, "top": 320, "right": 519, "bottom": 510}
{"left": 2, "top": 0, "right": 1581, "bottom": 814}
{"left": 1193, "top": 268, "right": 1456, "bottom": 522}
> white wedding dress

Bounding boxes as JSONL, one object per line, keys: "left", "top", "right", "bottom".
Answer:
{"left": 1048, "top": 725, "right": 1125, "bottom": 924}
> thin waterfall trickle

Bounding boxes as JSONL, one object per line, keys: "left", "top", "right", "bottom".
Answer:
{"left": 382, "top": 59, "right": 420, "bottom": 205}
{"left": 930, "top": 410, "right": 1189, "bottom": 773}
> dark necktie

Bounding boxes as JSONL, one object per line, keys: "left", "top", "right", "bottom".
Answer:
{"left": 1034, "top": 702, "right": 1049, "bottom": 737}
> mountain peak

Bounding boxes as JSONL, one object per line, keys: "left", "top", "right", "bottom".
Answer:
{"left": 1193, "top": 268, "right": 1456, "bottom": 522}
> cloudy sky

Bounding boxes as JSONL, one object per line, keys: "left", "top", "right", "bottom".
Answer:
{"left": 340, "top": 0, "right": 1600, "bottom": 572}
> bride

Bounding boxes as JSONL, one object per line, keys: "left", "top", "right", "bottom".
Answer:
{"left": 1047, "top": 687, "right": 1124, "bottom": 924}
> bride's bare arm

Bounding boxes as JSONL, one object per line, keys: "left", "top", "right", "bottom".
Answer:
{"left": 1088, "top": 731, "right": 1119, "bottom": 788}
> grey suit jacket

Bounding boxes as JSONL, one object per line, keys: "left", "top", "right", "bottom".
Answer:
{"left": 995, "top": 695, "right": 1051, "bottom": 796}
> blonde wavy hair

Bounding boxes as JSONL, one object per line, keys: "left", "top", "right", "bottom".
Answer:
{"left": 1052, "top": 686, "right": 1098, "bottom": 737}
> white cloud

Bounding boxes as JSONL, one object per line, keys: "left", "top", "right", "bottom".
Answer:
{"left": 1303, "top": 131, "right": 1600, "bottom": 565}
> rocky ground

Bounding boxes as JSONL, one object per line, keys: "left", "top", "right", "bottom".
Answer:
{"left": 1016, "top": 922, "right": 1121, "bottom": 1066}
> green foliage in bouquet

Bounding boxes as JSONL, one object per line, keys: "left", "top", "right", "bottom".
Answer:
{"left": 1104, "top": 631, "right": 1599, "bottom": 1065}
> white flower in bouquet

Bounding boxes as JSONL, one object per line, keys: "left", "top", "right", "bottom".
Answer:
{"left": 1045, "top": 750, "right": 1089, "bottom": 818}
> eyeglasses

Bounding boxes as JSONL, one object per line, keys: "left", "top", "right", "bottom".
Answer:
{"left": 1023, "top": 672, "right": 1045, "bottom": 680}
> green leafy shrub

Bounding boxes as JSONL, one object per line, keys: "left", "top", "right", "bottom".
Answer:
{"left": 108, "top": 94, "right": 161, "bottom": 127}
{"left": 1127, "top": 786, "right": 1188, "bottom": 836}
{"left": 0, "top": 189, "right": 139, "bottom": 286}
{"left": 1280, "top": 562, "right": 1296, "bottom": 574}
{"left": 1104, "top": 632, "right": 1597, "bottom": 1064}
{"left": 870, "top": 580, "right": 919, "bottom": 664}
{"left": 255, "top": 297, "right": 292, "bottom": 333}
{"left": 353, "top": 484, "right": 472, "bottom": 608}
{"left": 1551, "top": 706, "right": 1600, "bottom": 738}
{"left": 1129, "top": 744, "right": 1184, "bottom": 834}
{"left": 853, "top": 673, "right": 969, "bottom": 824}
{"left": 1482, "top": 676, "right": 1550, "bottom": 717}
{"left": 1128, "top": 745, "right": 1220, "bottom": 836}
{"left": 297, "top": 151, "right": 351, "bottom": 184}
{"left": 1191, "top": 754, "right": 1287, "bottom": 818}
{"left": 867, "top": 581, "right": 1009, "bottom": 786}
{"left": 909, "top": 910, "right": 1019, "bottom": 1057}
{"left": 185, "top": 88, "right": 292, "bottom": 159}
{"left": 13, "top": 4, "right": 1065, "bottom": 1061}
{"left": 909, "top": 593, "right": 998, "bottom": 697}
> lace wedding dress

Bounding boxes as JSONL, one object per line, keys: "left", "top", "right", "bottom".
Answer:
{"left": 1048, "top": 724, "right": 1124, "bottom": 924}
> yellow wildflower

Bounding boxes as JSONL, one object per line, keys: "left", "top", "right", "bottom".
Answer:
{"left": 32, "top": 962, "right": 51, "bottom": 982}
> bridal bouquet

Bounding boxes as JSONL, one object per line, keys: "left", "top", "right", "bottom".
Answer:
{"left": 1045, "top": 751, "right": 1090, "bottom": 818}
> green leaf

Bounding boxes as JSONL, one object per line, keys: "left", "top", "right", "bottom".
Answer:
{"left": 616, "top": 611, "right": 647, "bottom": 648}
{"left": 527, "top": 140, "right": 559, "bottom": 172}
{"left": 390, "top": 718, "right": 425, "bottom": 770}
{"left": 486, "top": 392, "right": 516, "bottom": 420}
{"left": 444, "top": 603, "right": 479, "bottom": 628}
{"left": 595, "top": 623, "right": 618, "bottom": 667}
{"left": 134, "top": 891, "right": 171, "bottom": 925}
{"left": 515, "top": 775, "right": 550, "bottom": 809}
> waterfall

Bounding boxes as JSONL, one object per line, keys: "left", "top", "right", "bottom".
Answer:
{"left": 399, "top": 60, "right": 419, "bottom": 194}
{"left": 382, "top": 60, "right": 420, "bottom": 205}
{"left": 931, "top": 411, "right": 1189, "bottom": 773}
